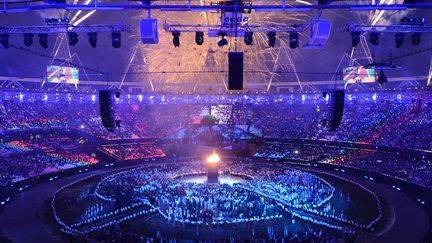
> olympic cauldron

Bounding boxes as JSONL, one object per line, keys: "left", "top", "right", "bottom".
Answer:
{"left": 206, "top": 150, "right": 220, "bottom": 183}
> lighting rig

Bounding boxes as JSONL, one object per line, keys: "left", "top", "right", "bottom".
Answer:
{"left": 163, "top": 22, "right": 307, "bottom": 48}
{"left": 267, "top": 32, "right": 276, "bottom": 48}
{"left": 44, "top": 17, "right": 70, "bottom": 25}
{"left": 161, "top": 0, "right": 333, "bottom": 49}
{"left": 1, "top": 0, "right": 429, "bottom": 50}
{"left": 0, "top": 23, "right": 131, "bottom": 49}
{"left": 1, "top": 1, "right": 432, "bottom": 13}
{"left": 346, "top": 18, "right": 432, "bottom": 48}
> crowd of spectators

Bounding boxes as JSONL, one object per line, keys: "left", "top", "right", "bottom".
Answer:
{"left": 254, "top": 143, "right": 342, "bottom": 161}
{"left": 100, "top": 142, "right": 165, "bottom": 160}
{"left": 1, "top": 91, "right": 432, "bottom": 186}
{"left": 0, "top": 142, "right": 32, "bottom": 158}
{"left": 0, "top": 99, "right": 186, "bottom": 140}
{"left": 327, "top": 150, "right": 432, "bottom": 189}
{"left": 0, "top": 130, "right": 99, "bottom": 186}
{"left": 57, "top": 161, "right": 364, "bottom": 241}
{"left": 2, "top": 91, "right": 429, "bottom": 242}
{"left": 2, "top": 91, "right": 432, "bottom": 149}
{"left": 27, "top": 136, "right": 85, "bottom": 151}
{"left": 0, "top": 150, "right": 98, "bottom": 186}
{"left": 230, "top": 93, "right": 432, "bottom": 150}
{"left": 48, "top": 151, "right": 99, "bottom": 166}
{"left": 254, "top": 143, "right": 432, "bottom": 189}
{"left": 95, "top": 162, "right": 335, "bottom": 224}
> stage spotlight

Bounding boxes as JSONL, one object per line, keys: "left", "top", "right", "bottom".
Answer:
{"left": 289, "top": 32, "right": 299, "bottom": 49}
{"left": 0, "top": 34, "right": 9, "bottom": 49}
{"left": 172, "top": 31, "right": 180, "bottom": 47}
{"left": 377, "top": 70, "right": 388, "bottom": 84}
{"left": 369, "top": 32, "right": 380, "bottom": 46}
{"left": 244, "top": 31, "right": 253, "bottom": 46}
{"left": 23, "top": 33, "right": 34, "bottom": 47}
{"left": 68, "top": 32, "right": 79, "bottom": 46}
{"left": 195, "top": 31, "right": 204, "bottom": 45}
{"left": 395, "top": 32, "right": 404, "bottom": 48}
{"left": 415, "top": 17, "right": 425, "bottom": 25}
{"left": 217, "top": 35, "right": 228, "bottom": 47}
{"left": 411, "top": 33, "right": 421, "bottom": 46}
{"left": 351, "top": 31, "right": 361, "bottom": 47}
{"left": 88, "top": 32, "right": 98, "bottom": 48}
{"left": 112, "top": 32, "right": 121, "bottom": 48}
{"left": 38, "top": 33, "right": 48, "bottom": 48}
{"left": 267, "top": 31, "right": 276, "bottom": 48}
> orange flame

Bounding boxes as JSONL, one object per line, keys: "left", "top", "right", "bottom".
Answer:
{"left": 206, "top": 150, "right": 220, "bottom": 164}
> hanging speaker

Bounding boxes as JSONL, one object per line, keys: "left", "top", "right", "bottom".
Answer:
{"left": 99, "top": 90, "right": 116, "bottom": 132}
{"left": 140, "top": 19, "right": 159, "bottom": 44}
{"left": 306, "top": 19, "right": 332, "bottom": 48}
{"left": 328, "top": 90, "right": 345, "bottom": 131}
{"left": 228, "top": 52, "right": 244, "bottom": 90}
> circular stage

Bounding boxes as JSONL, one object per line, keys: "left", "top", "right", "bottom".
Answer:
{"left": 46, "top": 159, "right": 390, "bottom": 241}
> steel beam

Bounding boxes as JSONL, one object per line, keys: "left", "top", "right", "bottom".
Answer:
{"left": 163, "top": 23, "right": 307, "bottom": 33}
{"left": 0, "top": 75, "right": 428, "bottom": 88}
{"left": 347, "top": 23, "right": 432, "bottom": 33}
{"left": 1, "top": 3, "right": 432, "bottom": 13}
{"left": 0, "top": 23, "right": 131, "bottom": 34}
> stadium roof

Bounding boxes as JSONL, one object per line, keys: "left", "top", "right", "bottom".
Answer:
{"left": 0, "top": 0, "right": 431, "bottom": 93}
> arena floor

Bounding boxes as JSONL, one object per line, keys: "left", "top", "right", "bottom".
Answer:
{"left": 0, "top": 158, "right": 429, "bottom": 242}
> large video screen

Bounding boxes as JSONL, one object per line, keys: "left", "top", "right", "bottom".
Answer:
{"left": 47, "top": 66, "right": 79, "bottom": 84}
{"left": 343, "top": 66, "right": 376, "bottom": 85}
